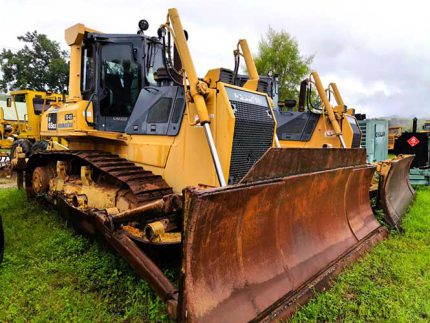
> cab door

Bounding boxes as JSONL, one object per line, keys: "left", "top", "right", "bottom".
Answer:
{"left": 92, "top": 37, "right": 143, "bottom": 133}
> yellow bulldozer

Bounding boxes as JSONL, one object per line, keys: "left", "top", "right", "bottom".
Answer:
{"left": 19, "top": 9, "right": 389, "bottom": 321}
{"left": 388, "top": 125, "right": 403, "bottom": 150}
{"left": 326, "top": 82, "right": 415, "bottom": 229}
{"left": 275, "top": 76, "right": 415, "bottom": 229}
{"left": 422, "top": 120, "right": 430, "bottom": 132}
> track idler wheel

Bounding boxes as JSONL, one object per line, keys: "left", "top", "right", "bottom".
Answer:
{"left": 32, "top": 166, "right": 55, "bottom": 195}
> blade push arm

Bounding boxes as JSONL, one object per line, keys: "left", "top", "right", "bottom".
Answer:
{"left": 311, "top": 71, "right": 346, "bottom": 148}
{"left": 328, "top": 82, "right": 346, "bottom": 108}
{"left": 237, "top": 39, "right": 259, "bottom": 91}
{"left": 165, "top": 8, "right": 210, "bottom": 124}
{"left": 164, "top": 8, "right": 226, "bottom": 186}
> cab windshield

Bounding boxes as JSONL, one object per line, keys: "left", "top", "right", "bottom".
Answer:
{"left": 100, "top": 43, "right": 141, "bottom": 117}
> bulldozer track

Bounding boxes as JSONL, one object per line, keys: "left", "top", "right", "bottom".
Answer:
{"left": 26, "top": 150, "right": 173, "bottom": 205}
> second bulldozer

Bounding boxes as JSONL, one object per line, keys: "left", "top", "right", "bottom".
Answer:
{"left": 22, "top": 9, "right": 387, "bottom": 321}
{"left": 275, "top": 75, "right": 415, "bottom": 229}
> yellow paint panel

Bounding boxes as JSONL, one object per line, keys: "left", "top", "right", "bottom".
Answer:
{"left": 40, "top": 100, "right": 94, "bottom": 138}
{"left": 129, "top": 135, "right": 174, "bottom": 168}
{"left": 280, "top": 114, "right": 356, "bottom": 148}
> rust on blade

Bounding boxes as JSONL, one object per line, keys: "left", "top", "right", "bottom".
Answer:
{"left": 179, "top": 148, "right": 384, "bottom": 322}
{"left": 256, "top": 226, "right": 388, "bottom": 322}
{"left": 241, "top": 148, "right": 367, "bottom": 183}
{"left": 377, "top": 155, "right": 416, "bottom": 229}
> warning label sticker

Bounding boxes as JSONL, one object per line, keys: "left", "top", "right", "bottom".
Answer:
{"left": 407, "top": 136, "right": 420, "bottom": 147}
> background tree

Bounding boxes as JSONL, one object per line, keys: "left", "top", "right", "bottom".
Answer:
{"left": 254, "top": 27, "right": 313, "bottom": 102}
{"left": 0, "top": 31, "right": 68, "bottom": 92}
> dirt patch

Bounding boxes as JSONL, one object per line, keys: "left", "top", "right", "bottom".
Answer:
{"left": 0, "top": 176, "right": 16, "bottom": 189}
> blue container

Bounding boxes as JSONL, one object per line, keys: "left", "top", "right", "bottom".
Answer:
{"left": 358, "top": 119, "right": 389, "bottom": 163}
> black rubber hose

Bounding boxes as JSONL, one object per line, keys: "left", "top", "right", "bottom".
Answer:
{"left": 0, "top": 215, "right": 4, "bottom": 264}
{"left": 307, "top": 82, "right": 321, "bottom": 111}
{"left": 161, "top": 34, "right": 184, "bottom": 86}
{"left": 298, "top": 79, "right": 308, "bottom": 112}
{"left": 232, "top": 53, "right": 240, "bottom": 85}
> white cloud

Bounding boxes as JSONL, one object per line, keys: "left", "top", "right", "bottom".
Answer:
{"left": 0, "top": 0, "right": 428, "bottom": 117}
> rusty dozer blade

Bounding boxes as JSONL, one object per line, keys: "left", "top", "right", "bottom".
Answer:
{"left": 377, "top": 155, "right": 416, "bottom": 229}
{"left": 180, "top": 148, "right": 387, "bottom": 322}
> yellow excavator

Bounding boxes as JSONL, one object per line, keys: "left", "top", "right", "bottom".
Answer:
{"left": 0, "top": 93, "right": 23, "bottom": 174}
{"left": 0, "top": 90, "right": 62, "bottom": 149}
{"left": 0, "top": 103, "right": 19, "bottom": 150}
{"left": 0, "top": 90, "right": 62, "bottom": 176}
{"left": 19, "top": 9, "right": 387, "bottom": 321}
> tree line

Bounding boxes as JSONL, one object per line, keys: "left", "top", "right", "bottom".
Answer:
{"left": 0, "top": 28, "right": 312, "bottom": 104}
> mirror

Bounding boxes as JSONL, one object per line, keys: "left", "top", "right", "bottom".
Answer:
{"left": 284, "top": 99, "right": 297, "bottom": 109}
{"left": 6, "top": 97, "right": 11, "bottom": 108}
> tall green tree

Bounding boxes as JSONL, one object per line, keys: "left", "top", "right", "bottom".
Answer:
{"left": 254, "top": 27, "right": 313, "bottom": 101}
{"left": 0, "top": 31, "right": 68, "bottom": 92}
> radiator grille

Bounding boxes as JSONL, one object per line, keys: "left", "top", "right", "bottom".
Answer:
{"left": 348, "top": 116, "right": 362, "bottom": 148}
{"left": 359, "top": 121, "right": 367, "bottom": 147}
{"left": 228, "top": 100, "right": 275, "bottom": 184}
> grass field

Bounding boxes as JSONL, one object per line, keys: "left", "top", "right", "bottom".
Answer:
{"left": 0, "top": 186, "right": 429, "bottom": 322}
{"left": 0, "top": 188, "right": 169, "bottom": 322}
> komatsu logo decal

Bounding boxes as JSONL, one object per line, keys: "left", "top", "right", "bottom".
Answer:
{"left": 113, "top": 117, "right": 128, "bottom": 121}
{"left": 58, "top": 122, "right": 73, "bottom": 128}
{"left": 225, "top": 87, "right": 268, "bottom": 107}
{"left": 47, "top": 113, "right": 57, "bottom": 130}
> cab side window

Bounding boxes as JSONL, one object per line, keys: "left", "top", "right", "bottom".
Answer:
{"left": 81, "top": 45, "right": 94, "bottom": 100}
{"left": 147, "top": 98, "right": 173, "bottom": 123}
{"left": 32, "top": 97, "right": 45, "bottom": 115}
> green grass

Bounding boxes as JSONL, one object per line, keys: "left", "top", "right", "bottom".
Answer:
{"left": 1, "top": 187, "right": 430, "bottom": 322}
{"left": 0, "top": 189, "right": 168, "bottom": 322}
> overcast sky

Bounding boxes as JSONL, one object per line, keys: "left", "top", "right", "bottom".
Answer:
{"left": 0, "top": 0, "right": 429, "bottom": 118}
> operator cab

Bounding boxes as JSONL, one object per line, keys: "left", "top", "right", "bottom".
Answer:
{"left": 81, "top": 20, "right": 185, "bottom": 134}
{"left": 269, "top": 77, "right": 362, "bottom": 147}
